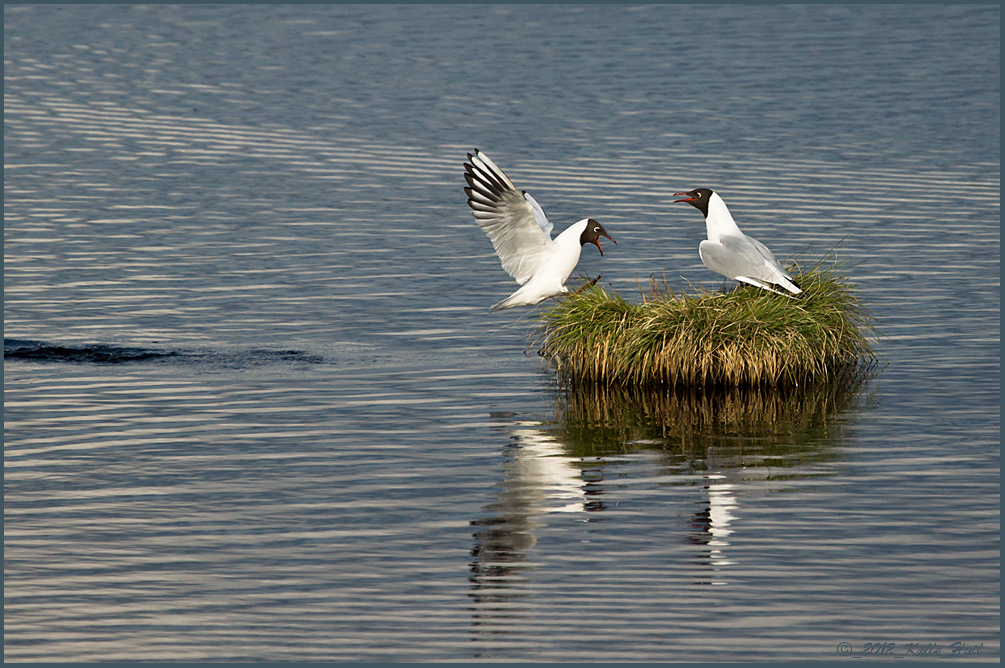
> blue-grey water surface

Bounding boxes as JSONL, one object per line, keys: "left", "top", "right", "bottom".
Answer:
{"left": 4, "top": 4, "right": 999, "bottom": 662}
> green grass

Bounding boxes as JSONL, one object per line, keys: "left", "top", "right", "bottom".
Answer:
{"left": 535, "top": 254, "right": 879, "bottom": 388}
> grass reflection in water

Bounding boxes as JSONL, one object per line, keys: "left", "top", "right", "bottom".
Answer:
{"left": 551, "top": 377, "right": 876, "bottom": 471}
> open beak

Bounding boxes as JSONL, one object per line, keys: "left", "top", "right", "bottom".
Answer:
{"left": 594, "top": 232, "right": 616, "bottom": 256}
{"left": 673, "top": 191, "right": 695, "bottom": 204}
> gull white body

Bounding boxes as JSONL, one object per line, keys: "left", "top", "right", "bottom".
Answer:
{"left": 464, "top": 150, "right": 613, "bottom": 311}
{"left": 489, "top": 219, "right": 590, "bottom": 311}
{"left": 696, "top": 191, "right": 802, "bottom": 296}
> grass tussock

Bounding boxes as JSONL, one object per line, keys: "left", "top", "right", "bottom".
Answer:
{"left": 535, "top": 255, "right": 879, "bottom": 388}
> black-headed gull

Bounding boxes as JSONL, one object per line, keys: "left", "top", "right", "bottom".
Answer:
{"left": 464, "top": 149, "right": 615, "bottom": 312}
{"left": 674, "top": 188, "right": 802, "bottom": 296}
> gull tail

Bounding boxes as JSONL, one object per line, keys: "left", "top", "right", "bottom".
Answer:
{"left": 490, "top": 284, "right": 558, "bottom": 312}
{"left": 773, "top": 274, "right": 803, "bottom": 295}
{"left": 490, "top": 282, "right": 567, "bottom": 312}
{"left": 489, "top": 294, "right": 519, "bottom": 312}
{"left": 736, "top": 276, "right": 803, "bottom": 298}
{"left": 489, "top": 281, "right": 537, "bottom": 312}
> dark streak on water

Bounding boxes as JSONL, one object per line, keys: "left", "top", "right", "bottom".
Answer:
{"left": 4, "top": 339, "right": 179, "bottom": 364}
{"left": 4, "top": 338, "right": 324, "bottom": 367}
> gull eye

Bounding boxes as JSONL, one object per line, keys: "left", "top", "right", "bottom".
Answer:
{"left": 695, "top": 192, "right": 702, "bottom": 198}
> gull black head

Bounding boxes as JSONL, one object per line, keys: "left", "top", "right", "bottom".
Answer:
{"left": 580, "top": 219, "right": 616, "bottom": 256}
{"left": 673, "top": 188, "right": 714, "bottom": 218}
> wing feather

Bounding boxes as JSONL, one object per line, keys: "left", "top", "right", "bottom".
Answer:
{"left": 468, "top": 150, "right": 518, "bottom": 191}
{"left": 464, "top": 149, "right": 555, "bottom": 285}
{"left": 721, "top": 235, "right": 794, "bottom": 281}
{"left": 464, "top": 176, "right": 497, "bottom": 202}
{"left": 522, "top": 191, "right": 554, "bottom": 237}
{"left": 704, "top": 235, "right": 801, "bottom": 294}
{"left": 464, "top": 187, "right": 495, "bottom": 208}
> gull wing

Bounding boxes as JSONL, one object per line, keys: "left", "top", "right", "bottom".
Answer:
{"left": 465, "top": 149, "right": 555, "bottom": 285}
{"left": 741, "top": 235, "right": 794, "bottom": 280}
{"left": 742, "top": 234, "right": 801, "bottom": 293}
{"left": 718, "top": 235, "right": 793, "bottom": 281}
{"left": 703, "top": 235, "right": 801, "bottom": 295}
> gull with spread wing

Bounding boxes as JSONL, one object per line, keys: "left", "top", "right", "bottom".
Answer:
{"left": 464, "top": 149, "right": 615, "bottom": 312}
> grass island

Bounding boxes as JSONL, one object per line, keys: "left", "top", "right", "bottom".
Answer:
{"left": 535, "top": 255, "right": 879, "bottom": 389}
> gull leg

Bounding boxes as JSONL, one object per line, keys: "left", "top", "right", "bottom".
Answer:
{"left": 574, "top": 274, "right": 602, "bottom": 294}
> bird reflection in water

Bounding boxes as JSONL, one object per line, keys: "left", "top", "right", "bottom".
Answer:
{"left": 687, "top": 474, "right": 739, "bottom": 586}
{"left": 468, "top": 419, "right": 597, "bottom": 636}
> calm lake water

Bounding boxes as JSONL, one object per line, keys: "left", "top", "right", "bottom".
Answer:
{"left": 4, "top": 4, "right": 999, "bottom": 662}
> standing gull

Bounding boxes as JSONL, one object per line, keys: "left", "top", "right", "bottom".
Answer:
{"left": 674, "top": 188, "right": 802, "bottom": 296}
{"left": 464, "top": 149, "right": 615, "bottom": 312}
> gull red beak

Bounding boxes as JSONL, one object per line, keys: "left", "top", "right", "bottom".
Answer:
{"left": 673, "top": 191, "right": 695, "bottom": 204}
{"left": 594, "top": 232, "right": 616, "bottom": 256}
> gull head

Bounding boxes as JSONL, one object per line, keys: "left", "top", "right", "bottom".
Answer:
{"left": 673, "top": 188, "right": 714, "bottom": 217}
{"left": 579, "top": 219, "right": 616, "bottom": 256}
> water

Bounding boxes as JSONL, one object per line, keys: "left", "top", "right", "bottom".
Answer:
{"left": 4, "top": 4, "right": 999, "bottom": 662}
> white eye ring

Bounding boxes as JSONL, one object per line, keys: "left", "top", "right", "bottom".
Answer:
{"left": 695, "top": 192, "right": 702, "bottom": 198}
